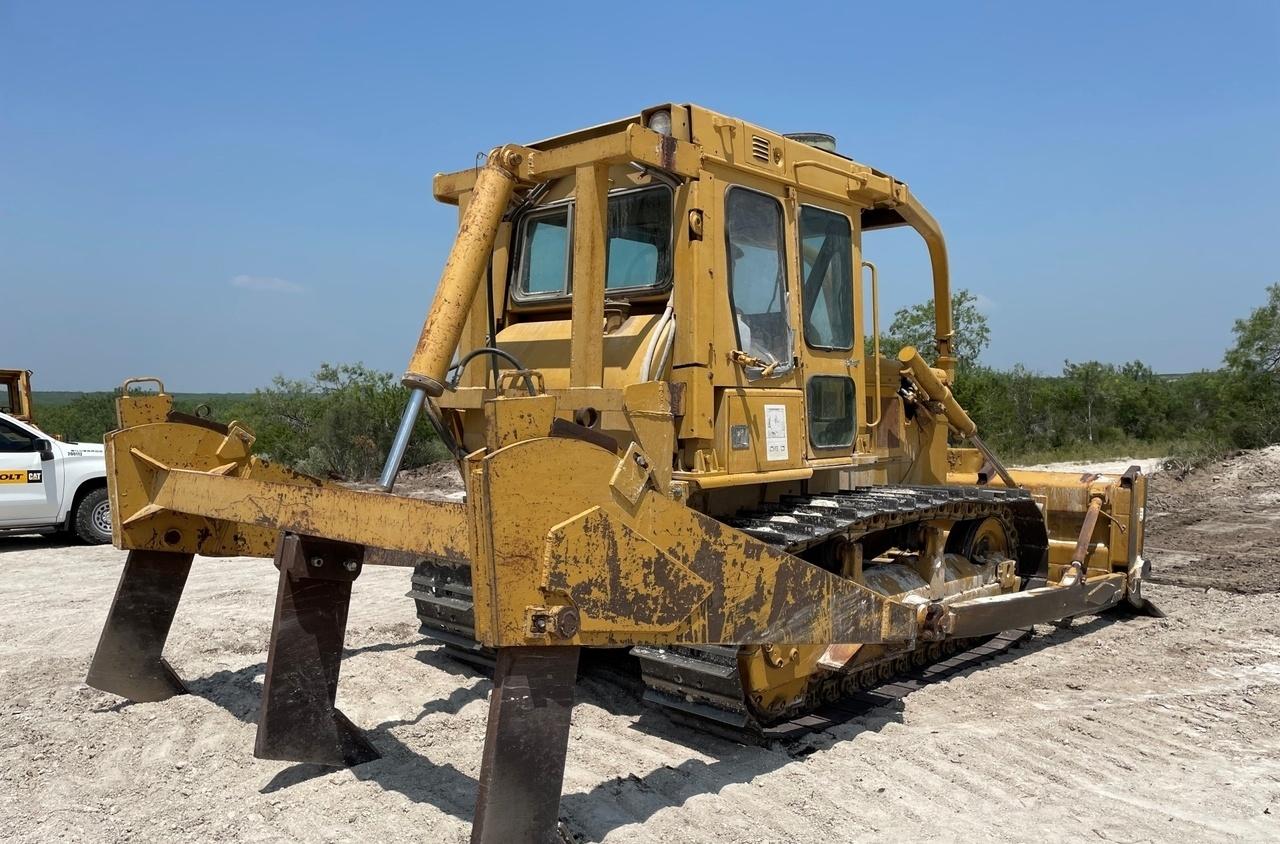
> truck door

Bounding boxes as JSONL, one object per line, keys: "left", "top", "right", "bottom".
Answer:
{"left": 0, "top": 416, "right": 60, "bottom": 526}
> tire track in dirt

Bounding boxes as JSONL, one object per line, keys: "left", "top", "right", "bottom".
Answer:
{"left": 4, "top": 448, "right": 1280, "bottom": 841}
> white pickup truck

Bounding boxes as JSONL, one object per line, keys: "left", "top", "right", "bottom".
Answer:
{"left": 0, "top": 411, "right": 111, "bottom": 543}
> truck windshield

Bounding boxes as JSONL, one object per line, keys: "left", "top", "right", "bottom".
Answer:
{"left": 515, "top": 186, "right": 672, "bottom": 299}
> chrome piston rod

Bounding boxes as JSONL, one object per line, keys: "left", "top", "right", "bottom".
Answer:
{"left": 377, "top": 387, "right": 426, "bottom": 492}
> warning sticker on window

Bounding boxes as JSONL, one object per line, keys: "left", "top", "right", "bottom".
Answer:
{"left": 763, "top": 404, "right": 788, "bottom": 461}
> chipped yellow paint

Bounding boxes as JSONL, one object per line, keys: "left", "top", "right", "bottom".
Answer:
{"left": 107, "top": 417, "right": 467, "bottom": 561}
{"left": 472, "top": 436, "right": 918, "bottom": 647}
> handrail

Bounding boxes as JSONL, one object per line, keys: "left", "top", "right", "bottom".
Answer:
{"left": 862, "top": 261, "right": 883, "bottom": 429}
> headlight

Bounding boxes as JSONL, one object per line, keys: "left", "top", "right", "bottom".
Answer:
{"left": 647, "top": 109, "right": 672, "bottom": 137}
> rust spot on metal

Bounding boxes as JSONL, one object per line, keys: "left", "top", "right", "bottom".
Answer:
{"left": 660, "top": 134, "right": 676, "bottom": 172}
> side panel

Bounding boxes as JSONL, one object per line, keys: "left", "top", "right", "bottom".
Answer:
{"left": 714, "top": 389, "right": 804, "bottom": 474}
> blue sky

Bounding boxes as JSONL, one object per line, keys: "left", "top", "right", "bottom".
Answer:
{"left": 3, "top": 1, "right": 1277, "bottom": 391}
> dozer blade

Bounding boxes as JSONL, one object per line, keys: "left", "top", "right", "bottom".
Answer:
{"left": 254, "top": 533, "right": 378, "bottom": 767}
{"left": 86, "top": 549, "right": 194, "bottom": 701}
{"left": 473, "top": 646, "right": 580, "bottom": 844}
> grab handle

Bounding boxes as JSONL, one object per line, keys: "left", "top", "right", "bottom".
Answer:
{"left": 862, "top": 261, "right": 882, "bottom": 429}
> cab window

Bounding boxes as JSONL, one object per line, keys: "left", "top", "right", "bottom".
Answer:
{"left": 0, "top": 419, "right": 35, "bottom": 453}
{"left": 606, "top": 188, "right": 671, "bottom": 291}
{"left": 518, "top": 207, "right": 571, "bottom": 296}
{"left": 726, "top": 187, "right": 789, "bottom": 365}
{"left": 808, "top": 376, "right": 856, "bottom": 449}
{"left": 799, "top": 205, "right": 853, "bottom": 350}
{"left": 513, "top": 186, "right": 672, "bottom": 299}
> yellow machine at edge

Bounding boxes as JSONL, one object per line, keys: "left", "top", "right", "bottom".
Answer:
{"left": 1, "top": 369, "right": 35, "bottom": 424}
{"left": 86, "top": 104, "right": 1158, "bottom": 844}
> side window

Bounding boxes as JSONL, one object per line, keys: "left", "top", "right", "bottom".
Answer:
{"left": 518, "top": 207, "right": 571, "bottom": 296}
{"left": 0, "top": 420, "right": 35, "bottom": 453}
{"left": 799, "top": 206, "right": 853, "bottom": 350}
{"left": 808, "top": 376, "right": 856, "bottom": 449}
{"left": 512, "top": 186, "right": 673, "bottom": 301}
{"left": 606, "top": 188, "right": 671, "bottom": 291}
{"left": 726, "top": 188, "right": 789, "bottom": 365}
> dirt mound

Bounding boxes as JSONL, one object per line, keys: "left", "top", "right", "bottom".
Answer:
{"left": 1145, "top": 445, "right": 1280, "bottom": 594}
{"left": 393, "top": 462, "right": 464, "bottom": 500}
{"left": 345, "top": 461, "right": 465, "bottom": 501}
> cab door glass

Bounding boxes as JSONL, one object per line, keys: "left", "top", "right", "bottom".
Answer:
{"left": 726, "top": 187, "right": 790, "bottom": 366}
{"left": 799, "top": 206, "right": 853, "bottom": 350}
{"left": 808, "top": 375, "right": 856, "bottom": 449}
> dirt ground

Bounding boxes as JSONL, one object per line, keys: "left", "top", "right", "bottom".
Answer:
{"left": 1144, "top": 446, "right": 1280, "bottom": 596}
{"left": 2, "top": 451, "right": 1279, "bottom": 842}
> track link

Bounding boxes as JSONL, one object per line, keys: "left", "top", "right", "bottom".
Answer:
{"left": 637, "top": 630, "right": 1031, "bottom": 744}
{"left": 408, "top": 560, "right": 494, "bottom": 671}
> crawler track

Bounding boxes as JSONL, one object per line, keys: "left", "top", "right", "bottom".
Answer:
{"left": 409, "top": 484, "right": 1046, "bottom": 741}
{"left": 636, "top": 630, "right": 1032, "bottom": 745}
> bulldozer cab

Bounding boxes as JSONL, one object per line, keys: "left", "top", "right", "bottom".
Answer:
{"left": 0, "top": 369, "right": 35, "bottom": 424}
{"left": 431, "top": 104, "right": 956, "bottom": 494}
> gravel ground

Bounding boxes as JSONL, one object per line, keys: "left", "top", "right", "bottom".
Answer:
{"left": 1, "top": 452, "right": 1278, "bottom": 842}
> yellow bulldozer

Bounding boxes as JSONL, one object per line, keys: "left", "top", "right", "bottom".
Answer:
{"left": 1, "top": 369, "right": 35, "bottom": 424}
{"left": 86, "top": 104, "right": 1158, "bottom": 843}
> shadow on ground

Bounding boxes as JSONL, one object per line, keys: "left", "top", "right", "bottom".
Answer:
{"left": 158, "top": 611, "right": 1135, "bottom": 841}
{"left": 0, "top": 533, "right": 83, "bottom": 552}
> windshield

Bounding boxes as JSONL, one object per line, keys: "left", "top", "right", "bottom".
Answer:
{"left": 514, "top": 185, "right": 672, "bottom": 299}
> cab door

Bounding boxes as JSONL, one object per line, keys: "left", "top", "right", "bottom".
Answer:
{"left": 0, "top": 417, "right": 59, "bottom": 525}
{"left": 716, "top": 183, "right": 806, "bottom": 473}
{"left": 793, "top": 201, "right": 861, "bottom": 459}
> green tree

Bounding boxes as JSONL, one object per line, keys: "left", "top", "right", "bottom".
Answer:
{"left": 239, "top": 363, "right": 449, "bottom": 481}
{"left": 881, "top": 289, "right": 991, "bottom": 369}
{"left": 1108, "top": 361, "right": 1173, "bottom": 442}
{"left": 1218, "top": 283, "right": 1280, "bottom": 447}
{"left": 35, "top": 393, "right": 118, "bottom": 442}
{"left": 1225, "top": 283, "right": 1280, "bottom": 375}
{"left": 1061, "top": 361, "right": 1117, "bottom": 444}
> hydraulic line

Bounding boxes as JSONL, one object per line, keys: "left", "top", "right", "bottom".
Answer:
{"left": 449, "top": 348, "right": 536, "bottom": 395}
{"left": 898, "top": 345, "right": 1018, "bottom": 488}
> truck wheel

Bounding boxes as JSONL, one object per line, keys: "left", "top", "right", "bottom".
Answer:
{"left": 74, "top": 488, "right": 112, "bottom": 544}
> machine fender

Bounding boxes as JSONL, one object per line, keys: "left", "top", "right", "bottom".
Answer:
{"left": 542, "top": 505, "right": 712, "bottom": 634}
{"left": 475, "top": 436, "right": 920, "bottom": 647}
